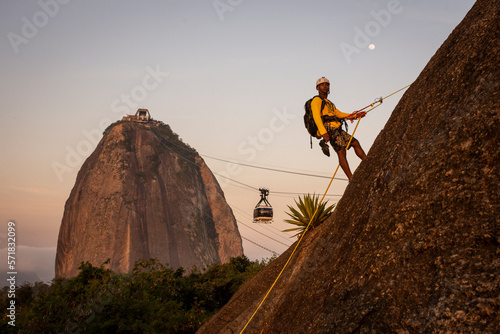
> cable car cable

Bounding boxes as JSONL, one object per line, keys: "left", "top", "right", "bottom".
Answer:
{"left": 149, "top": 129, "right": 348, "bottom": 196}
{"left": 202, "top": 154, "right": 348, "bottom": 181}
{"left": 146, "top": 126, "right": 347, "bottom": 181}
{"left": 241, "top": 236, "right": 278, "bottom": 256}
{"left": 237, "top": 219, "right": 292, "bottom": 247}
{"left": 230, "top": 203, "right": 295, "bottom": 243}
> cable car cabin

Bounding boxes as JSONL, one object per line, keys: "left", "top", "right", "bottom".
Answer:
{"left": 253, "top": 188, "right": 273, "bottom": 224}
{"left": 253, "top": 206, "right": 273, "bottom": 224}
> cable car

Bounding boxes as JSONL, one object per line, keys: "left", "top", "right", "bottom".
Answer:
{"left": 253, "top": 188, "right": 273, "bottom": 224}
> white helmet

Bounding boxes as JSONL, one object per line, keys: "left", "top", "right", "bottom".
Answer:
{"left": 316, "top": 77, "right": 330, "bottom": 87}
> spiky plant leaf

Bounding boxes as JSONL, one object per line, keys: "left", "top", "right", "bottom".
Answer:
{"left": 282, "top": 194, "right": 335, "bottom": 238}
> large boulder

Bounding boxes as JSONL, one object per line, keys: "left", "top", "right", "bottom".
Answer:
{"left": 56, "top": 120, "right": 243, "bottom": 278}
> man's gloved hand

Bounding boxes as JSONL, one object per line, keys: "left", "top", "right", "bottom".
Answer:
{"left": 347, "top": 111, "right": 367, "bottom": 121}
{"left": 355, "top": 111, "right": 367, "bottom": 119}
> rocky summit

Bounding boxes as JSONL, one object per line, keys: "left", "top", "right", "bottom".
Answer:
{"left": 56, "top": 116, "right": 243, "bottom": 278}
{"left": 198, "top": 0, "right": 499, "bottom": 333}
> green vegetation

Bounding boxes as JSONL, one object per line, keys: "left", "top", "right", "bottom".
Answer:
{"left": 102, "top": 120, "right": 124, "bottom": 136}
{"left": 150, "top": 124, "right": 198, "bottom": 162}
{"left": 1, "top": 256, "right": 269, "bottom": 333}
{"left": 283, "top": 194, "right": 335, "bottom": 238}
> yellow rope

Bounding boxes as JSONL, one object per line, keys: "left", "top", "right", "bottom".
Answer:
{"left": 239, "top": 84, "right": 410, "bottom": 333}
{"left": 382, "top": 83, "right": 412, "bottom": 101}
{"left": 239, "top": 164, "right": 340, "bottom": 333}
{"left": 372, "top": 83, "right": 412, "bottom": 111}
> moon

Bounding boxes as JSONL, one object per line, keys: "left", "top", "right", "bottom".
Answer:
{"left": 369, "top": 44, "right": 375, "bottom": 50}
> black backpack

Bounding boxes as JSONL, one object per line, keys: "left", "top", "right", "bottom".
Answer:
{"left": 304, "top": 95, "right": 324, "bottom": 140}
{"left": 303, "top": 96, "right": 346, "bottom": 147}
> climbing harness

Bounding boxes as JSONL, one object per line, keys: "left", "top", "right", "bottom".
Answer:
{"left": 239, "top": 83, "right": 411, "bottom": 333}
{"left": 304, "top": 96, "right": 347, "bottom": 148}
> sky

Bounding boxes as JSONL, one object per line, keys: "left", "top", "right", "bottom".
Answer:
{"left": 0, "top": 0, "right": 476, "bottom": 283}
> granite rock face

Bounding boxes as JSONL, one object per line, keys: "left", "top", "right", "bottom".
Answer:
{"left": 56, "top": 121, "right": 243, "bottom": 278}
{"left": 198, "top": 0, "right": 499, "bottom": 332}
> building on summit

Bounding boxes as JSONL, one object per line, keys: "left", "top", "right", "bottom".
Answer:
{"left": 122, "top": 108, "right": 155, "bottom": 123}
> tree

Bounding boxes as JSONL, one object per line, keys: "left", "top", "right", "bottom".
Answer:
{"left": 8, "top": 256, "right": 269, "bottom": 333}
{"left": 283, "top": 194, "right": 335, "bottom": 238}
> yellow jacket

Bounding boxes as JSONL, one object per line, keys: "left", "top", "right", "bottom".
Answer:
{"left": 311, "top": 96, "right": 351, "bottom": 136}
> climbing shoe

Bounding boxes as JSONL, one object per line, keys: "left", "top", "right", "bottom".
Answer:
{"left": 319, "top": 139, "right": 330, "bottom": 157}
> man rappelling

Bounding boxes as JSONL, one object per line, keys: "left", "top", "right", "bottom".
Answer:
{"left": 311, "top": 77, "right": 367, "bottom": 181}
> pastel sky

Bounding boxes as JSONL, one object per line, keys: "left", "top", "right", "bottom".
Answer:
{"left": 0, "top": 0, "right": 475, "bottom": 282}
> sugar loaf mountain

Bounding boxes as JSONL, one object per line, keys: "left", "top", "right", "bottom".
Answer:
{"left": 56, "top": 109, "right": 243, "bottom": 278}
{"left": 198, "top": 0, "right": 499, "bottom": 333}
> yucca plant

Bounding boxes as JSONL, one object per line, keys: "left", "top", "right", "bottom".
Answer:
{"left": 282, "top": 194, "right": 335, "bottom": 238}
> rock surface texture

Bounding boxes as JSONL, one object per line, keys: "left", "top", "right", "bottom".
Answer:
{"left": 56, "top": 121, "right": 243, "bottom": 278}
{"left": 197, "top": 0, "right": 499, "bottom": 333}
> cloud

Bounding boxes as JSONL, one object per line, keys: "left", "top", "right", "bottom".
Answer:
{"left": 5, "top": 186, "right": 62, "bottom": 197}
{"left": 0, "top": 244, "right": 56, "bottom": 283}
